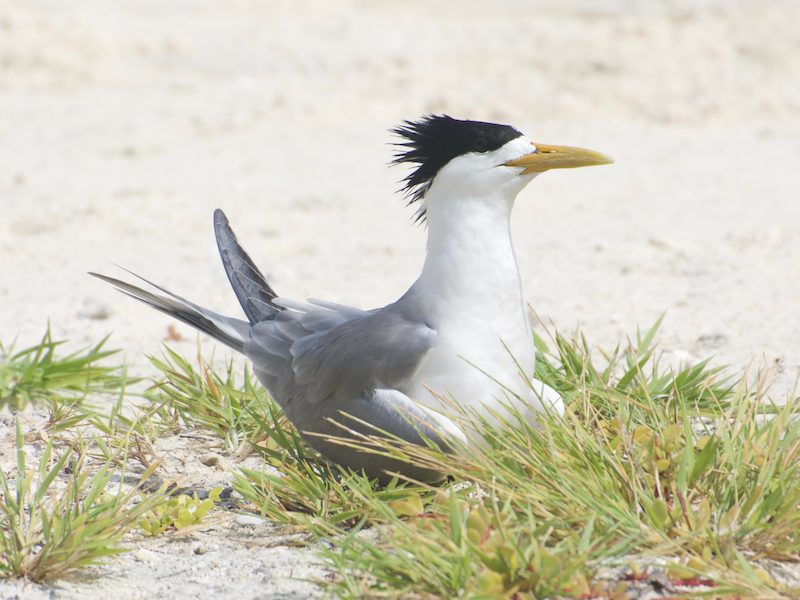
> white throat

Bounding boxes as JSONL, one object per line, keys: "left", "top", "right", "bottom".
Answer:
{"left": 403, "top": 156, "right": 543, "bottom": 417}
{"left": 416, "top": 185, "right": 520, "bottom": 316}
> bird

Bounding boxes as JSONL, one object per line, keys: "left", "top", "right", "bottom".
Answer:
{"left": 92, "top": 115, "right": 613, "bottom": 483}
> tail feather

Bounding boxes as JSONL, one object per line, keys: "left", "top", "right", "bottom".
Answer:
{"left": 213, "top": 209, "right": 280, "bottom": 325}
{"left": 89, "top": 272, "right": 250, "bottom": 353}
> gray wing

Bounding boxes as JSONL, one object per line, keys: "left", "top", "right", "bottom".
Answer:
{"left": 211, "top": 208, "right": 437, "bottom": 411}
{"left": 243, "top": 300, "right": 454, "bottom": 483}
{"left": 245, "top": 301, "right": 437, "bottom": 405}
{"left": 95, "top": 210, "right": 455, "bottom": 481}
{"left": 214, "top": 209, "right": 279, "bottom": 325}
{"left": 300, "top": 388, "right": 463, "bottom": 484}
{"left": 290, "top": 308, "right": 437, "bottom": 403}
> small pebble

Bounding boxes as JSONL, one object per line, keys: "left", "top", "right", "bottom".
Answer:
{"left": 200, "top": 454, "right": 220, "bottom": 467}
{"left": 193, "top": 543, "right": 219, "bottom": 555}
{"left": 78, "top": 297, "right": 111, "bottom": 320}
{"left": 133, "top": 549, "right": 157, "bottom": 563}
{"left": 235, "top": 514, "right": 264, "bottom": 527}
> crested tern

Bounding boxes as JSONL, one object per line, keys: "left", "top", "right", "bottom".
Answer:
{"left": 93, "top": 115, "right": 613, "bottom": 483}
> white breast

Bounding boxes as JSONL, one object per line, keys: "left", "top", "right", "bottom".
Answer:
{"left": 398, "top": 137, "right": 564, "bottom": 428}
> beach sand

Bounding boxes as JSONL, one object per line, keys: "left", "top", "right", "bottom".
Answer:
{"left": 2, "top": 0, "right": 799, "bottom": 597}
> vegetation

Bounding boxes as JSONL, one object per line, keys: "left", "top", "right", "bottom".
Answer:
{"left": 0, "top": 419, "right": 165, "bottom": 581}
{"left": 237, "top": 316, "right": 800, "bottom": 599}
{"left": 0, "top": 327, "right": 129, "bottom": 421}
{"left": 1, "top": 321, "right": 799, "bottom": 598}
{"left": 136, "top": 487, "right": 224, "bottom": 536}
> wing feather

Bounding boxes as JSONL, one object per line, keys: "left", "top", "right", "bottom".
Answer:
{"left": 287, "top": 309, "right": 437, "bottom": 404}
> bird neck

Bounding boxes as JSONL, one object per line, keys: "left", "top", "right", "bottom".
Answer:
{"left": 412, "top": 190, "right": 522, "bottom": 316}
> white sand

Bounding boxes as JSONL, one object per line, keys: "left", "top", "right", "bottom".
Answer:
{"left": 2, "top": 0, "right": 800, "bottom": 597}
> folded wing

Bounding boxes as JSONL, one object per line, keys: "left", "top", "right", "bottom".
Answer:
{"left": 93, "top": 210, "right": 460, "bottom": 481}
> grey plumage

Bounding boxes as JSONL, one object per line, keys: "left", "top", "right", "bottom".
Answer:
{"left": 90, "top": 268, "right": 251, "bottom": 353}
{"left": 92, "top": 210, "right": 455, "bottom": 484}
{"left": 214, "top": 210, "right": 278, "bottom": 325}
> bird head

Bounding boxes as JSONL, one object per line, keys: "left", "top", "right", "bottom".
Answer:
{"left": 392, "top": 115, "right": 613, "bottom": 221}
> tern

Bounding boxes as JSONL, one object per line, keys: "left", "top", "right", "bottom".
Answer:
{"left": 93, "top": 115, "right": 612, "bottom": 483}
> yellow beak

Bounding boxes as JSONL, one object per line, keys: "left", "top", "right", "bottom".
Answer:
{"left": 503, "top": 143, "right": 614, "bottom": 174}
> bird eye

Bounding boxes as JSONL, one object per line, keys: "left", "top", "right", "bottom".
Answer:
{"left": 473, "top": 139, "right": 489, "bottom": 153}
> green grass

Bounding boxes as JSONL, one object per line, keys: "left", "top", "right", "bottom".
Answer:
{"left": 0, "top": 326, "right": 131, "bottom": 428}
{"left": 0, "top": 418, "right": 167, "bottom": 582}
{"left": 145, "top": 346, "right": 272, "bottom": 452}
{"left": 2, "top": 321, "right": 799, "bottom": 598}
{"left": 231, "top": 317, "right": 800, "bottom": 599}
{"left": 0, "top": 329, "right": 169, "bottom": 582}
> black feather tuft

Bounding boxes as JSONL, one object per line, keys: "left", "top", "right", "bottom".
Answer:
{"left": 391, "top": 115, "right": 523, "bottom": 219}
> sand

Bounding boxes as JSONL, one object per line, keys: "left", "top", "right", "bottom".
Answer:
{"left": 1, "top": 0, "right": 799, "bottom": 597}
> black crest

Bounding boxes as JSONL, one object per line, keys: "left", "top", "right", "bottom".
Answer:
{"left": 391, "top": 115, "right": 523, "bottom": 217}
